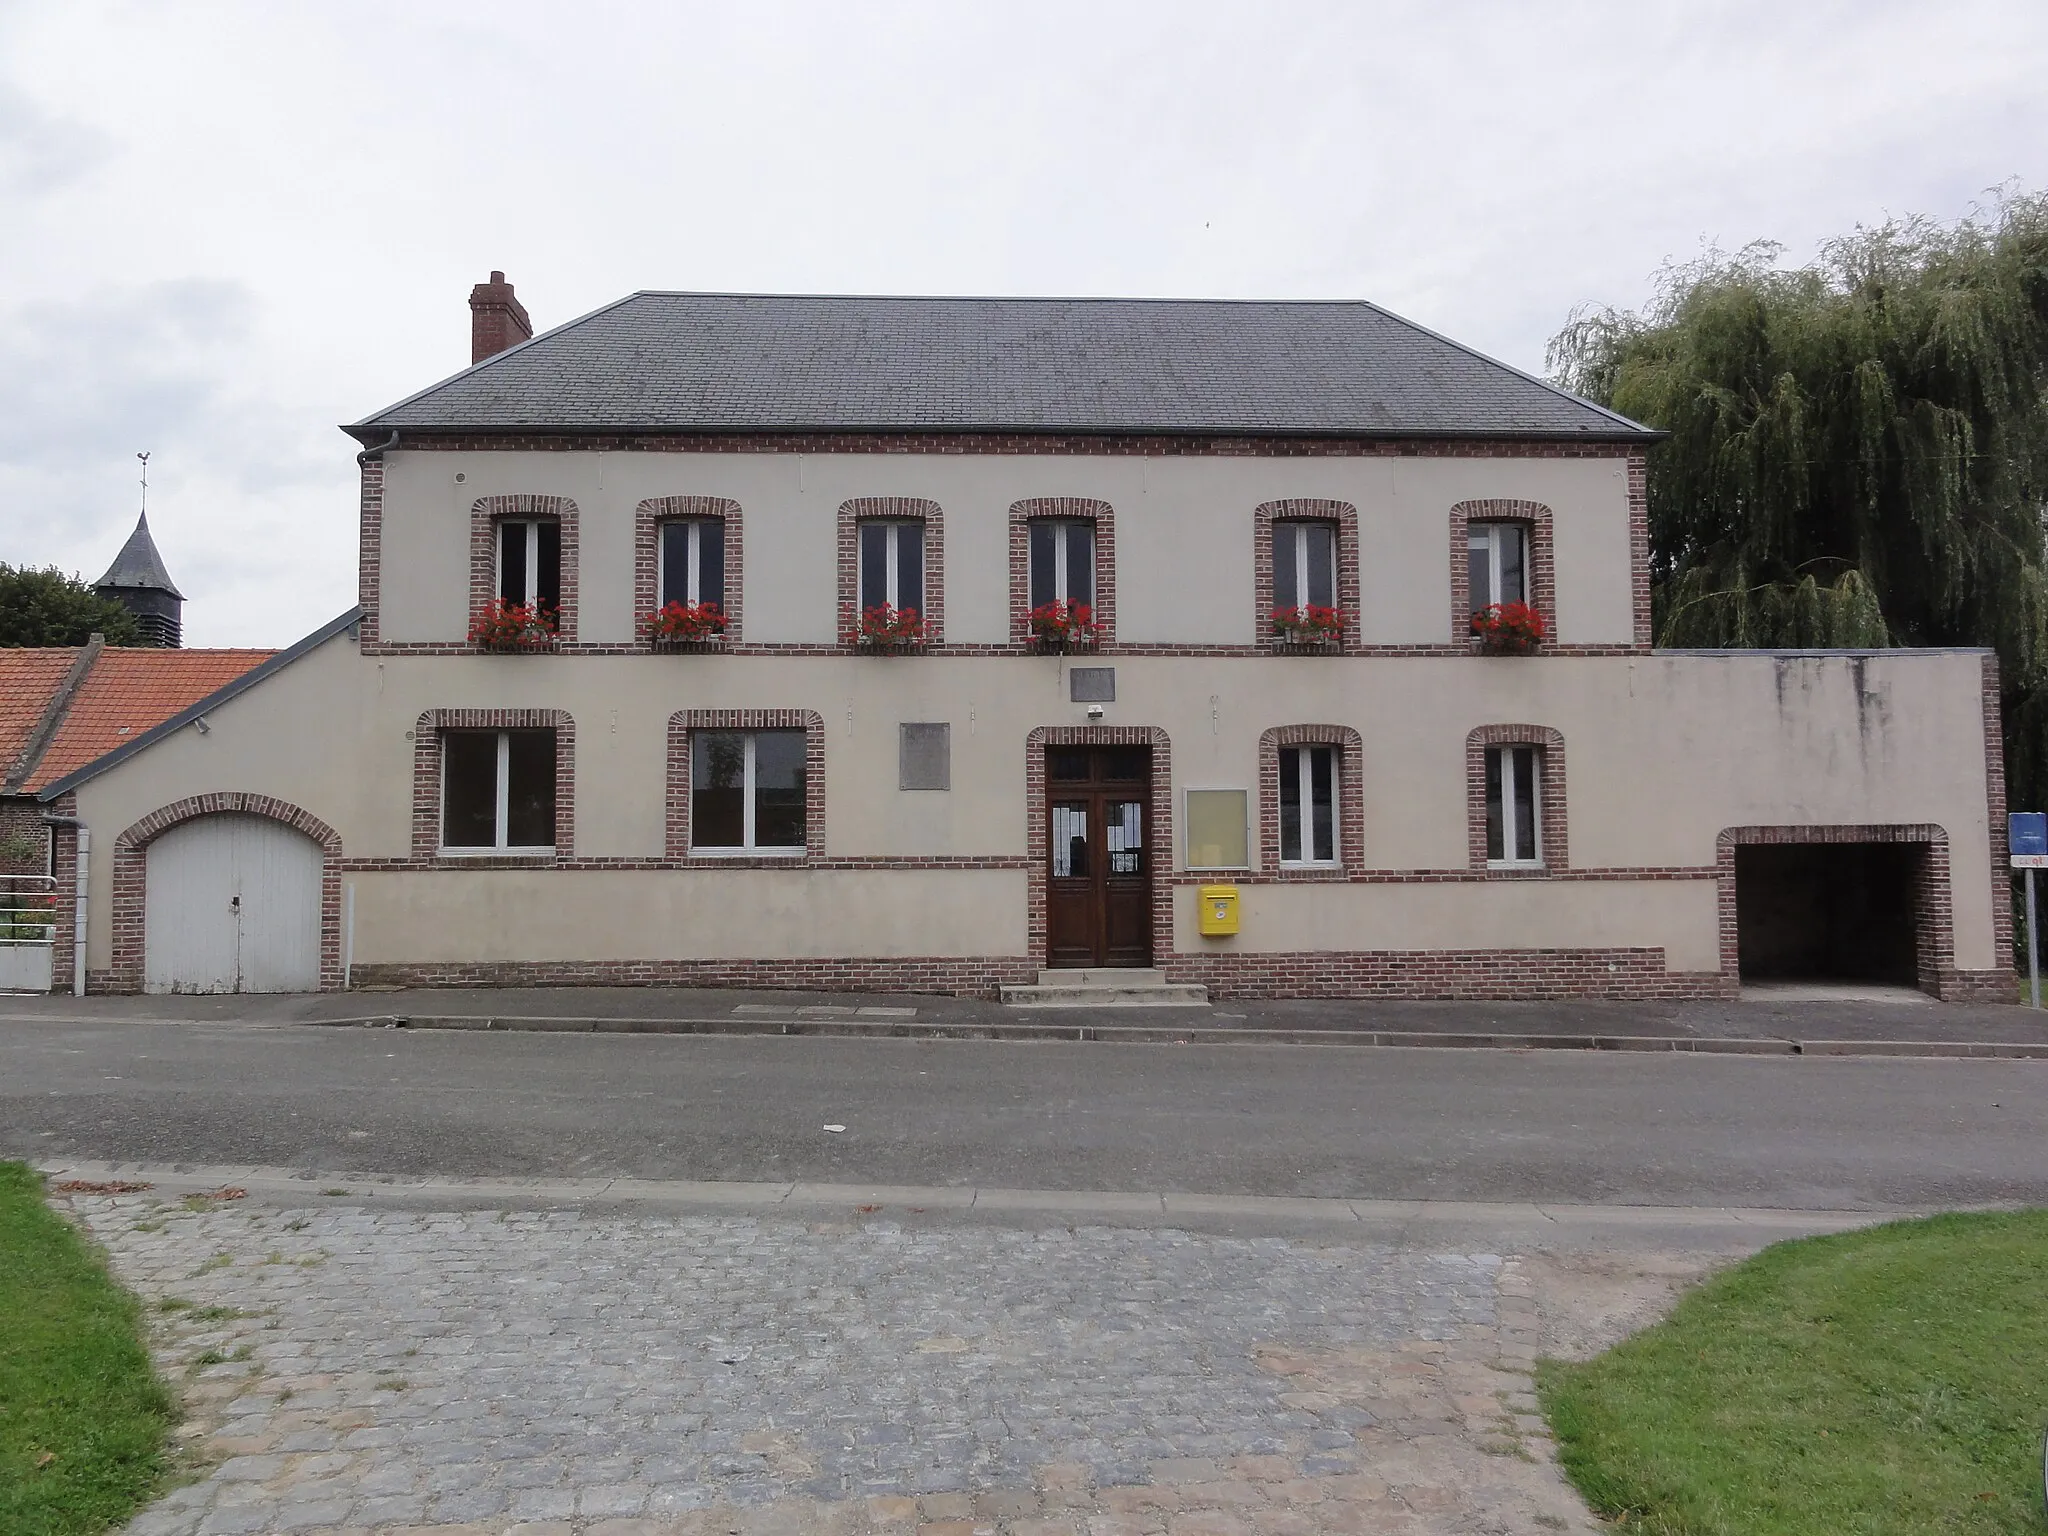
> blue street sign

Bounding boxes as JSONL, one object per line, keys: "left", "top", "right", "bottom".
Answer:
{"left": 2013, "top": 812, "right": 2048, "bottom": 858}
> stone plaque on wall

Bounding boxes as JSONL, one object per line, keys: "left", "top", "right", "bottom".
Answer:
{"left": 899, "top": 722, "right": 951, "bottom": 791}
{"left": 1069, "top": 667, "right": 1116, "bottom": 703}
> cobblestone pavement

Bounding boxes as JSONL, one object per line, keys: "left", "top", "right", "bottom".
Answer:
{"left": 69, "top": 1189, "right": 1603, "bottom": 1536}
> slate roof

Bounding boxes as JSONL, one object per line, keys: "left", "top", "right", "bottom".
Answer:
{"left": 2, "top": 646, "right": 274, "bottom": 796}
{"left": 94, "top": 511, "right": 184, "bottom": 597}
{"left": 350, "top": 293, "right": 1654, "bottom": 442}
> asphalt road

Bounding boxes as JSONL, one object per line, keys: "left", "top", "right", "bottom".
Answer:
{"left": 4, "top": 1017, "right": 2045, "bottom": 1209}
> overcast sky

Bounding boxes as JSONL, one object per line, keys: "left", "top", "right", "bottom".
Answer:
{"left": 4, "top": 0, "right": 2045, "bottom": 646}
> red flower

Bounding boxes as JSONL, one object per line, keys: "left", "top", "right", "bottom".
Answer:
{"left": 642, "top": 601, "right": 727, "bottom": 644}
{"left": 857, "top": 605, "right": 927, "bottom": 648}
{"left": 1270, "top": 604, "right": 1346, "bottom": 642}
{"left": 1469, "top": 602, "right": 1547, "bottom": 654}
{"left": 1028, "top": 601, "right": 1102, "bottom": 649}
{"left": 469, "top": 598, "right": 557, "bottom": 651}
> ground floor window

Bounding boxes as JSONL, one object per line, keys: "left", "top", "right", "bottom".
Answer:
{"left": 1279, "top": 745, "right": 1338, "bottom": 865}
{"left": 442, "top": 729, "right": 557, "bottom": 851}
{"left": 692, "top": 730, "right": 807, "bottom": 853}
{"left": 1486, "top": 744, "right": 1541, "bottom": 865}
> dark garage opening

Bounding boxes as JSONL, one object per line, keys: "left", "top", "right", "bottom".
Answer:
{"left": 1735, "top": 842, "right": 1923, "bottom": 986}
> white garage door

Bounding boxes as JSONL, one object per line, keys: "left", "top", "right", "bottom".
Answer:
{"left": 144, "top": 814, "right": 322, "bottom": 993}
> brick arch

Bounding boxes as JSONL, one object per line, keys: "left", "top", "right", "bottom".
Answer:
{"left": 1023, "top": 724, "right": 1171, "bottom": 967}
{"left": 110, "top": 793, "right": 344, "bottom": 994}
{"left": 470, "top": 493, "right": 581, "bottom": 643}
{"left": 1254, "top": 500, "right": 1361, "bottom": 652}
{"left": 1449, "top": 498, "right": 1555, "bottom": 644}
{"left": 1465, "top": 724, "right": 1567, "bottom": 873}
{"left": 1009, "top": 497, "right": 1117, "bottom": 647}
{"left": 1258, "top": 724, "right": 1366, "bottom": 875}
{"left": 838, "top": 497, "right": 945, "bottom": 646}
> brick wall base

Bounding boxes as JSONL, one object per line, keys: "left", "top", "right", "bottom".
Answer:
{"left": 346, "top": 956, "right": 1040, "bottom": 998}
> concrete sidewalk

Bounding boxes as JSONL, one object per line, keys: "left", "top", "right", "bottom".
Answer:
{"left": 6, "top": 980, "right": 2048, "bottom": 1056}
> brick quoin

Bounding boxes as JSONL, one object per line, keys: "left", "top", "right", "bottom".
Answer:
{"left": 1448, "top": 499, "right": 1561, "bottom": 646}
{"left": 633, "top": 496, "right": 744, "bottom": 645}
{"left": 1252, "top": 500, "right": 1362, "bottom": 653}
{"left": 468, "top": 494, "right": 579, "bottom": 646}
{"left": 838, "top": 498, "right": 945, "bottom": 648}
{"left": 1009, "top": 498, "right": 1117, "bottom": 649}
{"left": 104, "top": 793, "right": 344, "bottom": 994}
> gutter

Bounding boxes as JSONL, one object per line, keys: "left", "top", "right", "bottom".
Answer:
{"left": 355, "top": 430, "right": 399, "bottom": 465}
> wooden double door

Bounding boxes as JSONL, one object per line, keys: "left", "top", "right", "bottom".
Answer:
{"left": 1045, "top": 745, "right": 1153, "bottom": 968}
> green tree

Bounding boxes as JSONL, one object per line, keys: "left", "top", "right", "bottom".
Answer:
{"left": 0, "top": 565, "right": 144, "bottom": 647}
{"left": 1549, "top": 191, "right": 2048, "bottom": 819}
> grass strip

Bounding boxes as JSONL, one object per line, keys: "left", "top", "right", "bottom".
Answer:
{"left": 0, "top": 1161, "right": 175, "bottom": 1536}
{"left": 1539, "top": 1209, "right": 2048, "bottom": 1534}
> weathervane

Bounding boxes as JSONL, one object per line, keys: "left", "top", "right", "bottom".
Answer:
{"left": 137, "top": 451, "right": 150, "bottom": 515}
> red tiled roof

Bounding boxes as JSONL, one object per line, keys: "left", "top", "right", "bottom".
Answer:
{"left": 16, "top": 648, "right": 275, "bottom": 793}
{"left": 0, "top": 649, "right": 85, "bottom": 782}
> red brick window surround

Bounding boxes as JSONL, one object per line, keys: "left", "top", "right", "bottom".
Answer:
{"left": 1258, "top": 725, "right": 1366, "bottom": 877}
{"left": 471, "top": 494, "right": 580, "bottom": 645}
{"left": 838, "top": 498, "right": 944, "bottom": 647}
{"left": 1009, "top": 498, "right": 1116, "bottom": 648}
{"left": 1023, "top": 725, "right": 1171, "bottom": 968}
{"left": 110, "top": 794, "right": 345, "bottom": 994}
{"left": 666, "top": 710, "right": 827, "bottom": 862}
{"left": 1449, "top": 499, "right": 1555, "bottom": 645}
{"left": 1465, "top": 724, "right": 1567, "bottom": 874}
{"left": 1254, "top": 500, "right": 1361, "bottom": 653}
{"left": 634, "top": 496, "right": 743, "bottom": 644}
{"left": 412, "top": 708, "right": 575, "bottom": 862}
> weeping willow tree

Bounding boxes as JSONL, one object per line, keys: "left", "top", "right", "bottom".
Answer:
{"left": 1550, "top": 191, "right": 2048, "bottom": 825}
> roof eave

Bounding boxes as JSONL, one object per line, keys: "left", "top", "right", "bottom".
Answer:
{"left": 343, "top": 421, "right": 1666, "bottom": 445}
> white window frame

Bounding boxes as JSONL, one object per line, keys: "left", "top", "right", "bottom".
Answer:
{"left": 1468, "top": 521, "right": 1527, "bottom": 611}
{"left": 1278, "top": 745, "right": 1340, "bottom": 868}
{"left": 1033, "top": 519, "right": 1093, "bottom": 604}
{"left": 693, "top": 731, "right": 807, "bottom": 857}
{"left": 498, "top": 521, "right": 542, "bottom": 606}
{"left": 1276, "top": 521, "right": 1337, "bottom": 610}
{"left": 440, "top": 730, "right": 555, "bottom": 855}
{"left": 1487, "top": 744, "right": 1543, "bottom": 868}
{"left": 860, "top": 520, "right": 923, "bottom": 609}
{"left": 659, "top": 519, "right": 718, "bottom": 607}
{"left": 1184, "top": 787, "right": 1252, "bottom": 871}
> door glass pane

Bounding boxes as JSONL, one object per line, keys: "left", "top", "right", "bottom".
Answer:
{"left": 1310, "top": 747, "right": 1335, "bottom": 861}
{"left": 859, "top": 522, "right": 890, "bottom": 611}
{"left": 1513, "top": 747, "right": 1538, "bottom": 861}
{"left": 1051, "top": 803, "right": 1089, "bottom": 877}
{"left": 1273, "top": 523, "right": 1299, "bottom": 610}
{"left": 536, "top": 522, "right": 561, "bottom": 615}
{"left": 505, "top": 730, "right": 557, "bottom": 848}
{"left": 697, "top": 518, "right": 724, "bottom": 609}
{"left": 1305, "top": 524, "right": 1336, "bottom": 609}
{"left": 499, "top": 522, "right": 527, "bottom": 605}
{"left": 1029, "top": 521, "right": 1058, "bottom": 609}
{"left": 692, "top": 732, "right": 747, "bottom": 849}
{"left": 660, "top": 521, "right": 691, "bottom": 606}
{"left": 1106, "top": 801, "right": 1143, "bottom": 876}
{"left": 442, "top": 732, "right": 499, "bottom": 848}
{"left": 1279, "top": 746, "right": 1303, "bottom": 862}
{"left": 1485, "top": 748, "right": 1505, "bottom": 861}
{"left": 897, "top": 523, "right": 924, "bottom": 616}
{"left": 1468, "top": 531, "right": 1491, "bottom": 613}
{"left": 1185, "top": 789, "right": 1249, "bottom": 869}
{"left": 1498, "top": 524, "right": 1526, "bottom": 606}
{"left": 1064, "top": 522, "right": 1094, "bottom": 608}
{"left": 1048, "top": 748, "right": 1091, "bottom": 781}
{"left": 753, "top": 730, "right": 808, "bottom": 849}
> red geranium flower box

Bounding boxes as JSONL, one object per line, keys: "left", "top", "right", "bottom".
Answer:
{"left": 642, "top": 601, "right": 728, "bottom": 649}
{"left": 1270, "top": 604, "right": 1346, "bottom": 648}
{"left": 1028, "top": 600, "right": 1102, "bottom": 654}
{"left": 469, "top": 599, "right": 557, "bottom": 652}
{"left": 1469, "top": 602, "right": 1547, "bottom": 656}
{"left": 856, "top": 604, "right": 927, "bottom": 652}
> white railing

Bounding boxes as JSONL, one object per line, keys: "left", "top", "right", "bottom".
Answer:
{"left": 0, "top": 874, "right": 57, "bottom": 993}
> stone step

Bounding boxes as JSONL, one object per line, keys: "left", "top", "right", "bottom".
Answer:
{"left": 1036, "top": 967, "right": 1167, "bottom": 987}
{"left": 1000, "top": 971, "right": 1211, "bottom": 1008}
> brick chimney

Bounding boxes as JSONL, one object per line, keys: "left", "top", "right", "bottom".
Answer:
{"left": 468, "top": 271, "right": 533, "bottom": 364}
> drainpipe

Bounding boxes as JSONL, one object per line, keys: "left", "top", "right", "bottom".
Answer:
{"left": 42, "top": 814, "right": 88, "bottom": 997}
{"left": 356, "top": 430, "right": 399, "bottom": 466}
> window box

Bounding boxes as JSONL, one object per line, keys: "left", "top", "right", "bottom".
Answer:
{"left": 1470, "top": 602, "right": 1547, "bottom": 656}
{"left": 1270, "top": 605, "right": 1346, "bottom": 650}
{"left": 857, "top": 604, "right": 927, "bottom": 653}
{"left": 642, "top": 601, "right": 729, "bottom": 650}
{"left": 1028, "top": 600, "right": 1102, "bottom": 654}
{"left": 469, "top": 599, "right": 558, "bottom": 652}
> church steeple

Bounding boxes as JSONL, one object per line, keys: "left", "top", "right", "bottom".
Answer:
{"left": 94, "top": 454, "right": 184, "bottom": 647}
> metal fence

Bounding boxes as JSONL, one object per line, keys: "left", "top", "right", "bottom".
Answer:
{"left": 0, "top": 873, "right": 57, "bottom": 993}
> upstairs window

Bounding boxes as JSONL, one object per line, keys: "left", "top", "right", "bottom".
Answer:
{"left": 442, "top": 729, "right": 557, "bottom": 852}
{"left": 1274, "top": 521, "right": 1338, "bottom": 611}
{"left": 659, "top": 518, "right": 725, "bottom": 609}
{"left": 498, "top": 520, "right": 562, "bottom": 616}
{"left": 692, "top": 730, "right": 807, "bottom": 854}
{"left": 1486, "top": 744, "right": 1542, "bottom": 866}
{"left": 1467, "top": 522, "right": 1527, "bottom": 614}
{"left": 1029, "top": 519, "right": 1095, "bottom": 609}
{"left": 1278, "top": 745, "right": 1339, "bottom": 866}
{"left": 859, "top": 520, "right": 925, "bottom": 614}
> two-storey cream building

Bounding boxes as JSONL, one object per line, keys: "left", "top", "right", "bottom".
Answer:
{"left": 32, "top": 280, "right": 2016, "bottom": 1000}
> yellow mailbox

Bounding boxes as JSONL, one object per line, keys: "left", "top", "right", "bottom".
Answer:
{"left": 1197, "top": 883, "right": 1240, "bottom": 937}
